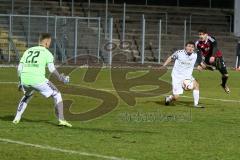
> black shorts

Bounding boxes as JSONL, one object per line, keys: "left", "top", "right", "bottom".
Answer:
{"left": 204, "top": 56, "right": 228, "bottom": 75}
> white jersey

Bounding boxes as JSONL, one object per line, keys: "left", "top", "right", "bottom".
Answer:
{"left": 171, "top": 49, "right": 197, "bottom": 79}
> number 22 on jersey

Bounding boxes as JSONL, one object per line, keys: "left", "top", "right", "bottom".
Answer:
{"left": 25, "top": 51, "right": 40, "bottom": 63}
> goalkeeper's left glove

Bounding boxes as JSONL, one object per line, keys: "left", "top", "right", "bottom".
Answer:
{"left": 18, "top": 82, "right": 23, "bottom": 91}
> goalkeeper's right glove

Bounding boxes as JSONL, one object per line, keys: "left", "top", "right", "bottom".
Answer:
{"left": 60, "top": 73, "right": 70, "bottom": 84}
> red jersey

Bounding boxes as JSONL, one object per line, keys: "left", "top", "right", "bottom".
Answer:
{"left": 195, "top": 35, "right": 222, "bottom": 58}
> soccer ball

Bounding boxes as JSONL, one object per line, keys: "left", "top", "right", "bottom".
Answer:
{"left": 182, "top": 79, "right": 194, "bottom": 91}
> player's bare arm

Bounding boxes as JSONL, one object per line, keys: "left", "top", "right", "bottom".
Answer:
{"left": 163, "top": 56, "right": 172, "bottom": 67}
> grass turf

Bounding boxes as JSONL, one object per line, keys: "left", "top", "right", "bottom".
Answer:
{"left": 0, "top": 67, "right": 240, "bottom": 160}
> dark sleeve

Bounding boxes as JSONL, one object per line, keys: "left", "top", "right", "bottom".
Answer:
{"left": 237, "top": 43, "right": 240, "bottom": 56}
{"left": 196, "top": 51, "right": 202, "bottom": 65}
{"left": 211, "top": 37, "right": 218, "bottom": 57}
{"left": 194, "top": 41, "right": 202, "bottom": 65}
{"left": 171, "top": 51, "right": 178, "bottom": 61}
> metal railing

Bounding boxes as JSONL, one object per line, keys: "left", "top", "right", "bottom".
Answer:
{"left": 0, "top": 1, "right": 235, "bottom": 65}
{"left": 0, "top": 14, "right": 101, "bottom": 64}
{"left": 8, "top": 37, "right": 20, "bottom": 62}
{"left": 87, "top": 0, "right": 233, "bottom": 8}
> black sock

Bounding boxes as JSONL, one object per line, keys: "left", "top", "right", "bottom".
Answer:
{"left": 222, "top": 76, "right": 228, "bottom": 87}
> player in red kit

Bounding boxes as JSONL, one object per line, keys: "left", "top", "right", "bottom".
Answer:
{"left": 195, "top": 28, "right": 230, "bottom": 93}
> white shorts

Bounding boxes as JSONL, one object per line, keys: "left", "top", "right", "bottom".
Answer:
{"left": 23, "top": 80, "right": 59, "bottom": 98}
{"left": 172, "top": 76, "right": 195, "bottom": 95}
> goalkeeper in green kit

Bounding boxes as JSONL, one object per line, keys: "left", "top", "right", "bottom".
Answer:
{"left": 13, "top": 33, "right": 72, "bottom": 127}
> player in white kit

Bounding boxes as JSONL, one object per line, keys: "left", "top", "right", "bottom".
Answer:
{"left": 163, "top": 41, "right": 204, "bottom": 108}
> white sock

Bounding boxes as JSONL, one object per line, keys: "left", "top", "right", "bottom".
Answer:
{"left": 14, "top": 102, "right": 28, "bottom": 121}
{"left": 193, "top": 90, "right": 199, "bottom": 106}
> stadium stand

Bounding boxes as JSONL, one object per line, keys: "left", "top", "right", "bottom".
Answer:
{"left": 0, "top": 0, "right": 236, "bottom": 66}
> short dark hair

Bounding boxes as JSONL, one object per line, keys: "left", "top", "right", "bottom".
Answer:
{"left": 39, "top": 33, "right": 51, "bottom": 42}
{"left": 185, "top": 41, "right": 195, "bottom": 47}
{"left": 198, "top": 27, "right": 208, "bottom": 34}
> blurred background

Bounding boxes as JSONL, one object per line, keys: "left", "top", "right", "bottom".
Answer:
{"left": 0, "top": 0, "right": 239, "bottom": 67}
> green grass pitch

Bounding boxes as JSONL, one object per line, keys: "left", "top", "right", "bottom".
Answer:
{"left": 0, "top": 67, "right": 240, "bottom": 160}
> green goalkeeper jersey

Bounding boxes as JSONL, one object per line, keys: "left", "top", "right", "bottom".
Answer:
{"left": 20, "top": 46, "right": 54, "bottom": 85}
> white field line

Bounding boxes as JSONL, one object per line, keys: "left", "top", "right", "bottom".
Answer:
{"left": 0, "top": 81, "right": 18, "bottom": 84}
{"left": 0, "top": 138, "right": 133, "bottom": 160}
{"left": 180, "top": 95, "right": 240, "bottom": 103}
{"left": 1, "top": 81, "right": 240, "bottom": 103}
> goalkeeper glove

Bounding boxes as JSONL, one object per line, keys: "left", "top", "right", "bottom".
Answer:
{"left": 18, "top": 82, "right": 24, "bottom": 92}
{"left": 60, "top": 73, "right": 70, "bottom": 84}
